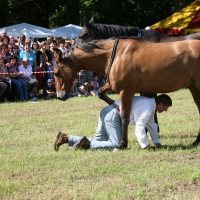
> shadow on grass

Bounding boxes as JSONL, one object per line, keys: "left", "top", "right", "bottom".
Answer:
{"left": 155, "top": 144, "right": 199, "bottom": 151}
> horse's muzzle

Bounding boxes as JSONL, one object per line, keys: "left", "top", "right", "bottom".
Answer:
{"left": 57, "top": 90, "right": 69, "bottom": 101}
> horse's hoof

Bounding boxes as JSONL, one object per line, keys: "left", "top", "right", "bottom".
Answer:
{"left": 191, "top": 142, "right": 198, "bottom": 147}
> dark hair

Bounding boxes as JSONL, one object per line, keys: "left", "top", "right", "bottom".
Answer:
{"left": 0, "top": 36, "right": 10, "bottom": 43}
{"left": 32, "top": 41, "right": 39, "bottom": 49}
{"left": 59, "top": 39, "right": 65, "bottom": 44}
{"left": 155, "top": 94, "right": 172, "bottom": 107}
{"left": 0, "top": 43, "right": 8, "bottom": 49}
{"left": 8, "top": 55, "right": 18, "bottom": 63}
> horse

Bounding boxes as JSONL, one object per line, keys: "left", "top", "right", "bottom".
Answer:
{"left": 53, "top": 37, "right": 200, "bottom": 149}
{"left": 73, "top": 16, "right": 200, "bottom": 47}
{"left": 73, "top": 17, "right": 200, "bottom": 146}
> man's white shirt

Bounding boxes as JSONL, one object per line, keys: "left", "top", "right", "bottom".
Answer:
{"left": 114, "top": 96, "right": 160, "bottom": 148}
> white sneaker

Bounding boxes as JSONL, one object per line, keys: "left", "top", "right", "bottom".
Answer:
{"left": 31, "top": 97, "right": 37, "bottom": 101}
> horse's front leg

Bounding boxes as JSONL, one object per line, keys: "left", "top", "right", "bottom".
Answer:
{"left": 98, "top": 83, "right": 114, "bottom": 105}
{"left": 117, "top": 90, "right": 134, "bottom": 149}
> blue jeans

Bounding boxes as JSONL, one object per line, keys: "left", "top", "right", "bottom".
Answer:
{"left": 47, "top": 65, "right": 54, "bottom": 80}
{"left": 68, "top": 105, "right": 122, "bottom": 150}
{"left": 11, "top": 79, "right": 28, "bottom": 101}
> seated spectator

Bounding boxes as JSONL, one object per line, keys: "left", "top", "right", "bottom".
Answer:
{"left": 19, "top": 42, "right": 36, "bottom": 73}
{"left": 6, "top": 56, "right": 28, "bottom": 102}
{"left": 45, "top": 79, "right": 56, "bottom": 98}
{"left": 0, "top": 54, "right": 13, "bottom": 102}
{"left": 70, "top": 78, "right": 82, "bottom": 97}
{"left": 59, "top": 39, "right": 67, "bottom": 53}
{"left": 76, "top": 75, "right": 91, "bottom": 97}
{"left": 90, "top": 75, "right": 99, "bottom": 96}
{"left": 18, "top": 59, "right": 39, "bottom": 100}
{"left": 0, "top": 44, "right": 11, "bottom": 64}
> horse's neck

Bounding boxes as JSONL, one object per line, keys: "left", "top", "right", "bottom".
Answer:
{"left": 74, "top": 48, "right": 110, "bottom": 76}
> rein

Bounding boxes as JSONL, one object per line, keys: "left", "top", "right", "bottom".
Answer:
{"left": 105, "top": 38, "right": 119, "bottom": 83}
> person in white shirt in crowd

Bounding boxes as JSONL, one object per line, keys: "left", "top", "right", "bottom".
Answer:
{"left": 16, "top": 34, "right": 26, "bottom": 53}
{"left": 59, "top": 39, "right": 67, "bottom": 53}
{"left": 18, "top": 59, "right": 39, "bottom": 101}
{"left": 54, "top": 94, "right": 172, "bottom": 151}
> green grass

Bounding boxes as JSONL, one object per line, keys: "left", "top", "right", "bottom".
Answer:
{"left": 0, "top": 90, "right": 200, "bottom": 199}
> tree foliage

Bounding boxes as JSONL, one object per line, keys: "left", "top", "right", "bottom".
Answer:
{"left": 0, "top": 0, "right": 195, "bottom": 29}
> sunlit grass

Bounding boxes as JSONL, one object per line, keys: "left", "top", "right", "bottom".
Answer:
{"left": 0, "top": 90, "right": 200, "bottom": 199}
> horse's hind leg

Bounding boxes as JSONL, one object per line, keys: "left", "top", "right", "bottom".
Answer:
{"left": 117, "top": 90, "right": 135, "bottom": 149}
{"left": 189, "top": 84, "right": 200, "bottom": 146}
{"left": 98, "top": 83, "right": 115, "bottom": 105}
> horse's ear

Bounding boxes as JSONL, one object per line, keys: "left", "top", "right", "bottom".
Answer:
{"left": 84, "top": 16, "right": 89, "bottom": 28}
{"left": 89, "top": 16, "right": 94, "bottom": 24}
{"left": 53, "top": 48, "right": 62, "bottom": 62}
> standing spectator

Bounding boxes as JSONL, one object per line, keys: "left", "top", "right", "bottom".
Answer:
{"left": 0, "top": 36, "right": 10, "bottom": 45}
{"left": 9, "top": 36, "right": 15, "bottom": 46}
{"left": 10, "top": 45, "right": 20, "bottom": 63}
{"left": 45, "top": 40, "right": 56, "bottom": 80}
{"left": 90, "top": 75, "right": 99, "bottom": 96}
{"left": 0, "top": 54, "right": 13, "bottom": 102}
{"left": 8, "top": 35, "right": 15, "bottom": 50}
{"left": 0, "top": 44, "right": 11, "bottom": 64}
{"left": 47, "top": 36, "right": 53, "bottom": 43}
{"left": 59, "top": 39, "right": 67, "bottom": 53}
{"left": 1, "top": 29, "right": 7, "bottom": 38}
{"left": 7, "top": 56, "right": 28, "bottom": 101}
{"left": 32, "top": 41, "right": 43, "bottom": 90}
{"left": 40, "top": 41, "right": 48, "bottom": 96}
{"left": 26, "top": 38, "right": 32, "bottom": 46}
{"left": 65, "top": 41, "right": 72, "bottom": 51}
{"left": 16, "top": 34, "right": 26, "bottom": 53}
{"left": 19, "top": 59, "right": 39, "bottom": 100}
{"left": 54, "top": 37, "right": 59, "bottom": 46}
{"left": 19, "top": 42, "right": 36, "bottom": 73}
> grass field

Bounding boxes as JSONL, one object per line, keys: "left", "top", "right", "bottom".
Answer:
{"left": 0, "top": 90, "right": 200, "bottom": 200}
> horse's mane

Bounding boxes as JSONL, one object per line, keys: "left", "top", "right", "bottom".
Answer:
{"left": 87, "top": 23, "right": 160, "bottom": 40}
{"left": 66, "top": 36, "right": 144, "bottom": 61}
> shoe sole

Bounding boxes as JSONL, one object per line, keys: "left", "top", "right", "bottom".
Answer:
{"left": 54, "top": 131, "right": 62, "bottom": 151}
{"left": 73, "top": 136, "right": 87, "bottom": 150}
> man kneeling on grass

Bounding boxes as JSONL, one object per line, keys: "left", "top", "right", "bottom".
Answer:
{"left": 54, "top": 94, "right": 172, "bottom": 151}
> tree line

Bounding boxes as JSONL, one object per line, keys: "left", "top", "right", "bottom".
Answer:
{"left": 0, "top": 0, "right": 194, "bottom": 29}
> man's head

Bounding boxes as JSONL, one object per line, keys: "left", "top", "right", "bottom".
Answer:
{"left": 22, "top": 59, "right": 29, "bottom": 68}
{"left": 2, "top": 29, "right": 7, "bottom": 37}
{"left": 47, "top": 36, "right": 53, "bottom": 43}
{"left": 155, "top": 94, "right": 172, "bottom": 113}
{"left": 59, "top": 39, "right": 65, "bottom": 49}
{"left": 47, "top": 79, "right": 52, "bottom": 87}
{"left": 19, "top": 34, "right": 26, "bottom": 43}
{"left": 9, "top": 35, "right": 15, "bottom": 44}
{"left": 79, "top": 74, "right": 85, "bottom": 82}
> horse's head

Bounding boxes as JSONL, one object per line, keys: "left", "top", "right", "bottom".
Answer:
{"left": 73, "top": 16, "right": 95, "bottom": 47}
{"left": 53, "top": 48, "right": 77, "bottom": 101}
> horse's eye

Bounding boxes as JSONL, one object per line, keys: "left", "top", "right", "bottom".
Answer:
{"left": 54, "top": 71, "right": 60, "bottom": 77}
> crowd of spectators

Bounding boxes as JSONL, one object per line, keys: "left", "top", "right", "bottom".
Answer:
{"left": 0, "top": 29, "right": 105, "bottom": 103}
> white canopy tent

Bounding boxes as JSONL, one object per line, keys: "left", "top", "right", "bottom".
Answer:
{"left": 0, "top": 23, "right": 66, "bottom": 38}
{"left": 52, "top": 24, "right": 82, "bottom": 40}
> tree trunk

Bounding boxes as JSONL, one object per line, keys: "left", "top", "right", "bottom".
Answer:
{"left": 66, "top": 0, "right": 79, "bottom": 25}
